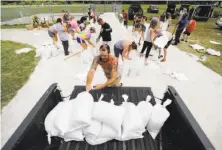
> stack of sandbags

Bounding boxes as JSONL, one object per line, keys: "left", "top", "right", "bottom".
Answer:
{"left": 45, "top": 91, "right": 172, "bottom": 145}
{"left": 44, "top": 91, "right": 94, "bottom": 144}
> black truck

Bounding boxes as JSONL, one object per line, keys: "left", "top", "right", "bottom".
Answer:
{"left": 2, "top": 84, "right": 215, "bottom": 150}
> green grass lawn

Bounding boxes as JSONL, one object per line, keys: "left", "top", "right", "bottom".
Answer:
{"left": 1, "top": 40, "right": 40, "bottom": 108}
{"left": 1, "top": 24, "right": 28, "bottom": 29}
{"left": 122, "top": 4, "right": 222, "bottom": 75}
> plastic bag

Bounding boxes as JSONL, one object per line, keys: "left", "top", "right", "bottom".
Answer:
{"left": 147, "top": 99, "right": 172, "bottom": 139}
{"left": 137, "top": 95, "right": 153, "bottom": 127}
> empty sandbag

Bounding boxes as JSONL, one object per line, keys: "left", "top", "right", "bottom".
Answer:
{"left": 147, "top": 99, "right": 172, "bottom": 139}
{"left": 137, "top": 95, "right": 153, "bottom": 127}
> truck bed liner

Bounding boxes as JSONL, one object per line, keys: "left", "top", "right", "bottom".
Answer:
{"left": 58, "top": 86, "right": 160, "bottom": 150}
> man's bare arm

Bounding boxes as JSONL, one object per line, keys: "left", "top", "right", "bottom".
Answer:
{"left": 86, "top": 57, "right": 98, "bottom": 86}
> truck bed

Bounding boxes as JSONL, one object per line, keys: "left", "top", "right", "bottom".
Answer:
{"left": 58, "top": 86, "right": 160, "bottom": 150}
{"left": 2, "top": 84, "right": 215, "bottom": 150}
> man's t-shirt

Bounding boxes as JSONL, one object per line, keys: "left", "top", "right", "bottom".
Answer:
{"left": 100, "top": 22, "right": 112, "bottom": 41}
{"left": 177, "top": 18, "right": 188, "bottom": 31}
{"left": 91, "top": 56, "right": 119, "bottom": 79}
{"left": 186, "top": 19, "right": 196, "bottom": 33}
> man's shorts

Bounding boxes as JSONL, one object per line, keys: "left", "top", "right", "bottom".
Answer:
{"left": 114, "top": 45, "right": 123, "bottom": 58}
{"left": 184, "top": 30, "right": 191, "bottom": 36}
{"left": 164, "top": 38, "right": 173, "bottom": 49}
{"left": 76, "top": 37, "right": 85, "bottom": 44}
{"left": 48, "top": 30, "right": 55, "bottom": 38}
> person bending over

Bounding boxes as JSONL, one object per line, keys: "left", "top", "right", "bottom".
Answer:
{"left": 114, "top": 40, "right": 137, "bottom": 61}
{"left": 86, "top": 44, "right": 122, "bottom": 91}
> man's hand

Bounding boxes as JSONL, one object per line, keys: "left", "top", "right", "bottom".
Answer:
{"left": 93, "top": 84, "right": 106, "bottom": 90}
{"left": 86, "top": 84, "right": 92, "bottom": 91}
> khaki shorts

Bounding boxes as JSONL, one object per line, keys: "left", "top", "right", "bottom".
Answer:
{"left": 107, "top": 76, "right": 121, "bottom": 87}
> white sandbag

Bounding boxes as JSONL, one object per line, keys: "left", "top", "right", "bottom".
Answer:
{"left": 44, "top": 102, "right": 64, "bottom": 144}
{"left": 190, "top": 44, "right": 205, "bottom": 50}
{"left": 69, "top": 91, "right": 94, "bottom": 130}
{"left": 63, "top": 129, "right": 84, "bottom": 142}
{"left": 15, "top": 48, "right": 33, "bottom": 54}
{"left": 83, "top": 119, "right": 102, "bottom": 137}
{"left": 92, "top": 100, "right": 125, "bottom": 136}
{"left": 147, "top": 99, "right": 172, "bottom": 139}
{"left": 137, "top": 95, "right": 153, "bottom": 127}
{"left": 121, "top": 102, "right": 145, "bottom": 139}
{"left": 85, "top": 135, "right": 111, "bottom": 146}
{"left": 205, "top": 48, "right": 221, "bottom": 56}
{"left": 54, "top": 101, "right": 73, "bottom": 135}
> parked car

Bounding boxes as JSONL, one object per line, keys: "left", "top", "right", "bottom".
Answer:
{"left": 128, "top": 4, "right": 143, "bottom": 20}
{"left": 147, "top": 5, "right": 159, "bottom": 13}
{"left": 166, "top": 4, "right": 177, "bottom": 19}
{"left": 192, "top": 5, "right": 214, "bottom": 21}
{"left": 2, "top": 84, "right": 215, "bottom": 150}
{"left": 216, "top": 17, "right": 222, "bottom": 29}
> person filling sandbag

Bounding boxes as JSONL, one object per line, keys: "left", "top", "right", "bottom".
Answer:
{"left": 56, "top": 18, "right": 70, "bottom": 56}
{"left": 48, "top": 19, "right": 60, "bottom": 49}
{"left": 86, "top": 44, "right": 122, "bottom": 91}
{"left": 114, "top": 40, "right": 137, "bottom": 61}
{"left": 74, "top": 27, "right": 96, "bottom": 50}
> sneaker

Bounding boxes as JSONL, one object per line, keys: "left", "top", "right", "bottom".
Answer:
{"left": 161, "top": 58, "right": 166, "bottom": 62}
{"left": 172, "top": 43, "right": 178, "bottom": 45}
{"left": 185, "top": 41, "right": 188, "bottom": 43}
{"left": 181, "top": 39, "right": 184, "bottom": 41}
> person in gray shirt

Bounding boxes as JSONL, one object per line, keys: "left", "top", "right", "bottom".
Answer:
{"left": 56, "top": 18, "right": 70, "bottom": 56}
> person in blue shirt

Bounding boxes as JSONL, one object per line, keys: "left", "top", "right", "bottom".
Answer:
{"left": 172, "top": 13, "right": 188, "bottom": 45}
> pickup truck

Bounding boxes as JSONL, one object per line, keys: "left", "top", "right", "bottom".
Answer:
{"left": 2, "top": 84, "right": 215, "bottom": 150}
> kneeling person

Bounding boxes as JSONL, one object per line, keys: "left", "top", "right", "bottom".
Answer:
{"left": 86, "top": 44, "right": 121, "bottom": 91}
